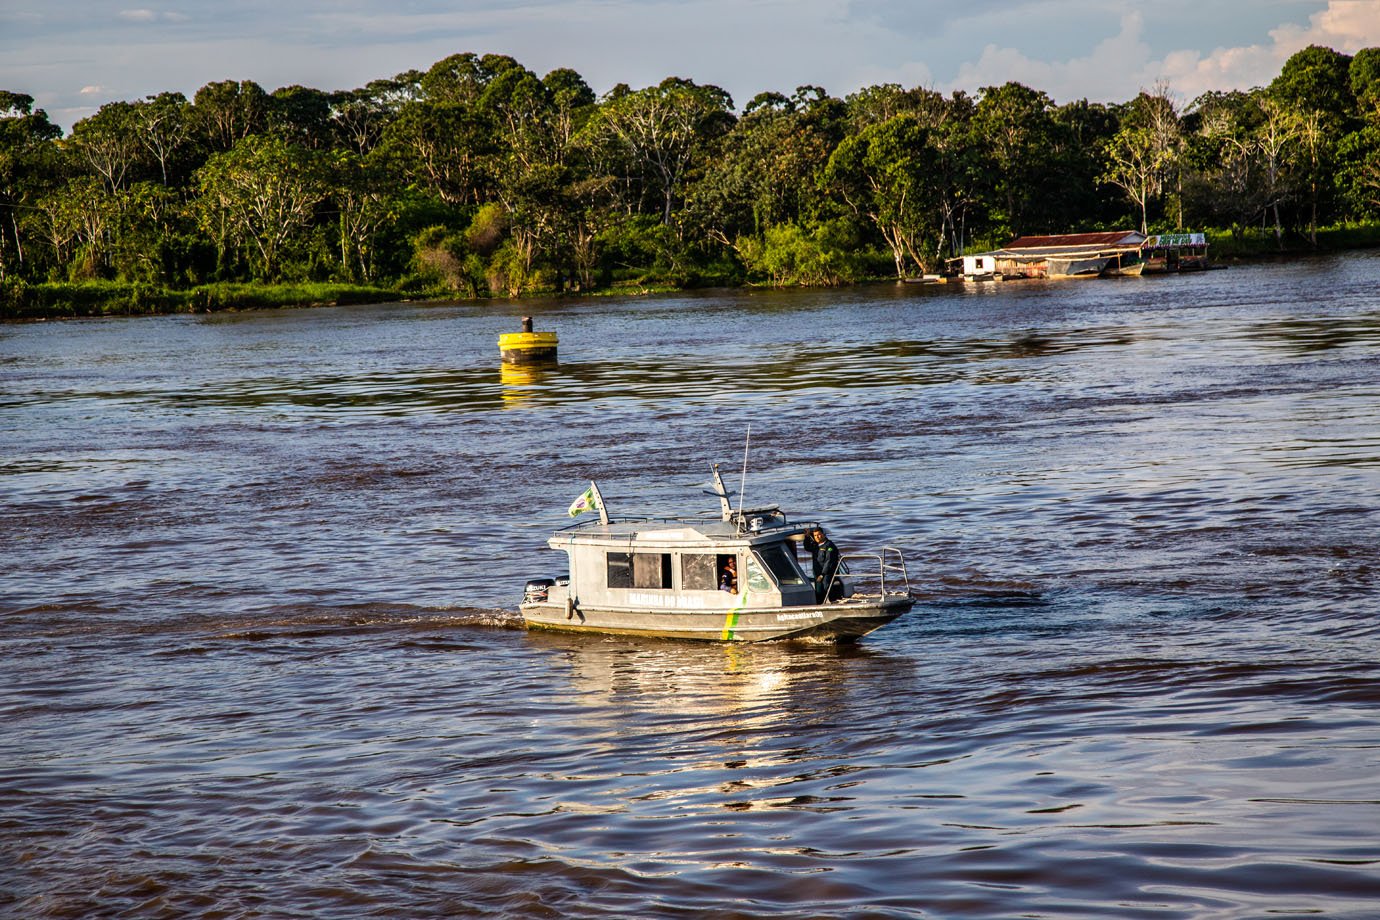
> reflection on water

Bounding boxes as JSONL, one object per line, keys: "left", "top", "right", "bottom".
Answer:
{"left": 3, "top": 253, "right": 1380, "bottom": 917}
{"left": 499, "top": 360, "right": 557, "bottom": 409}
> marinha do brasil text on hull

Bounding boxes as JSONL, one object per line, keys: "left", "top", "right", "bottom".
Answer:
{"left": 521, "top": 467, "right": 915, "bottom": 642}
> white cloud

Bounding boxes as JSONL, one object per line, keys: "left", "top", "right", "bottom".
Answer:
{"left": 950, "top": 10, "right": 1156, "bottom": 102}
{"left": 944, "top": 1, "right": 1380, "bottom": 106}
{"left": 1271, "top": 0, "right": 1380, "bottom": 52}
{"left": 79, "top": 84, "right": 104, "bottom": 94}
{"left": 1157, "top": 0, "right": 1380, "bottom": 98}
{"left": 118, "top": 8, "right": 189, "bottom": 24}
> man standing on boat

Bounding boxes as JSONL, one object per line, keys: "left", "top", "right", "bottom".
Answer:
{"left": 808, "top": 526, "right": 842, "bottom": 603}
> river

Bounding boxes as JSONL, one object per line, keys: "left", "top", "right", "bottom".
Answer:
{"left": 2, "top": 254, "right": 1378, "bottom": 917}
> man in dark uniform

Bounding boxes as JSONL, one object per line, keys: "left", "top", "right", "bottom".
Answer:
{"left": 808, "top": 526, "right": 842, "bottom": 603}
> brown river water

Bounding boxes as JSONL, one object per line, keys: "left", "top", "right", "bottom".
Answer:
{"left": 2, "top": 254, "right": 1379, "bottom": 918}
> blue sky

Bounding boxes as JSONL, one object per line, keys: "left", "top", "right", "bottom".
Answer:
{"left": 4, "top": 0, "right": 1379, "bottom": 130}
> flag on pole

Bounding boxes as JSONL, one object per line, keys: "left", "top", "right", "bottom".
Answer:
{"left": 568, "top": 483, "right": 599, "bottom": 517}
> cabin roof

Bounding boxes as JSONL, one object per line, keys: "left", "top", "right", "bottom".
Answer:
{"left": 959, "top": 230, "right": 1148, "bottom": 264}
{"left": 550, "top": 515, "right": 810, "bottom": 548}
{"left": 1004, "top": 231, "right": 1145, "bottom": 250}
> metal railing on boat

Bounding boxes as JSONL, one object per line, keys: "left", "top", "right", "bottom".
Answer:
{"left": 837, "top": 547, "right": 911, "bottom": 597}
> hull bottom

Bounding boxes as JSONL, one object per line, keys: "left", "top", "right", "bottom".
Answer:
{"left": 521, "top": 595, "right": 913, "bottom": 643}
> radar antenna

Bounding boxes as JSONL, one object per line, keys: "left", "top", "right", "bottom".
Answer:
{"left": 736, "top": 424, "right": 751, "bottom": 524}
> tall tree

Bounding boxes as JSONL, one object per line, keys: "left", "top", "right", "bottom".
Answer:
{"left": 542, "top": 68, "right": 597, "bottom": 157}
{"left": 1051, "top": 98, "right": 1122, "bottom": 230}
{"left": 1270, "top": 46, "right": 1356, "bottom": 238}
{"left": 68, "top": 101, "right": 145, "bottom": 193}
{"left": 1350, "top": 48, "right": 1380, "bottom": 122}
{"left": 582, "top": 77, "right": 735, "bottom": 225}
{"left": 195, "top": 135, "right": 325, "bottom": 280}
{"left": 132, "top": 92, "right": 192, "bottom": 186}
{"left": 269, "top": 85, "right": 334, "bottom": 150}
{"left": 327, "top": 149, "right": 397, "bottom": 283}
{"left": 1102, "top": 88, "right": 1183, "bottom": 232}
{"left": 1255, "top": 94, "right": 1301, "bottom": 246}
{"left": 193, "top": 80, "right": 269, "bottom": 153}
{"left": 1185, "top": 91, "right": 1268, "bottom": 235}
{"left": 381, "top": 100, "right": 496, "bottom": 207}
{"left": 1271, "top": 45, "right": 1357, "bottom": 135}
{"left": 36, "top": 176, "right": 116, "bottom": 279}
{"left": 825, "top": 113, "right": 941, "bottom": 277}
{"left": 969, "top": 82, "right": 1060, "bottom": 237}
{"left": 329, "top": 79, "right": 408, "bottom": 155}
{"left": 688, "top": 85, "right": 846, "bottom": 252}
{"left": 0, "top": 92, "right": 61, "bottom": 279}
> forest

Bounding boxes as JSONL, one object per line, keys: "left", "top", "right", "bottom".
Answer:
{"left": 3, "top": 44, "right": 1380, "bottom": 317}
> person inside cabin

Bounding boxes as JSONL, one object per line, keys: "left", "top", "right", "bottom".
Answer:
{"left": 808, "top": 526, "right": 842, "bottom": 603}
{"left": 718, "top": 556, "right": 738, "bottom": 594}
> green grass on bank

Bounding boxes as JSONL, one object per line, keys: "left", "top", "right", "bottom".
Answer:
{"left": 0, "top": 280, "right": 408, "bottom": 322}
{"left": 1200, "top": 221, "right": 1380, "bottom": 259}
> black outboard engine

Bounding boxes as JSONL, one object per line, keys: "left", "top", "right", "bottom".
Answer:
{"left": 523, "top": 578, "right": 556, "bottom": 603}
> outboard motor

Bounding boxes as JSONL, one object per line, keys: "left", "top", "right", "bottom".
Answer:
{"left": 523, "top": 578, "right": 556, "bottom": 604}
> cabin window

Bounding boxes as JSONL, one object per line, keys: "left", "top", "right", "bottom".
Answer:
{"left": 607, "top": 552, "right": 633, "bottom": 588}
{"left": 745, "top": 557, "right": 772, "bottom": 594}
{"left": 682, "top": 554, "right": 716, "bottom": 590}
{"left": 607, "top": 552, "right": 672, "bottom": 589}
{"left": 633, "top": 552, "right": 672, "bottom": 589}
{"left": 754, "top": 544, "right": 807, "bottom": 586}
{"left": 681, "top": 553, "right": 739, "bottom": 591}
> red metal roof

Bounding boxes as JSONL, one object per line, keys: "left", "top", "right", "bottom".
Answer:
{"left": 1005, "top": 231, "right": 1143, "bottom": 249}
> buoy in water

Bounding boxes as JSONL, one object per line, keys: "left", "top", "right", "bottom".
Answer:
{"left": 498, "top": 315, "right": 558, "bottom": 364}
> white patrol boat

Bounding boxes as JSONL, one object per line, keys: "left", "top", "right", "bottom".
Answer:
{"left": 520, "top": 467, "right": 914, "bottom": 642}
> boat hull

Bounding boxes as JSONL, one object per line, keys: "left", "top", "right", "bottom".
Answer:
{"left": 1102, "top": 260, "right": 1145, "bottom": 277}
{"left": 521, "top": 594, "right": 913, "bottom": 642}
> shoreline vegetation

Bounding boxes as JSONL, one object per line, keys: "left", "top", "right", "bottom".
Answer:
{"left": 4, "top": 223, "right": 1379, "bottom": 321}
{"left": 4, "top": 43, "right": 1380, "bottom": 322}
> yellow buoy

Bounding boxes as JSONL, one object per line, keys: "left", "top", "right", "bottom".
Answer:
{"left": 498, "top": 316, "right": 558, "bottom": 365}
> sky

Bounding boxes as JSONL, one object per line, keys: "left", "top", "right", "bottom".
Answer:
{"left": 4, "top": 0, "right": 1380, "bottom": 131}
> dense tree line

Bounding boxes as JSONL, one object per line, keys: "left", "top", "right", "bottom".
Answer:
{"left": 3, "top": 45, "right": 1379, "bottom": 297}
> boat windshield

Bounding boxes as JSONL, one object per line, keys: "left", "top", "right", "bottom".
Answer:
{"left": 753, "top": 543, "right": 807, "bottom": 586}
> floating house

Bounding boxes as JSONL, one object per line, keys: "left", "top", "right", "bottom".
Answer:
{"left": 956, "top": 230, "right": 1210, "bottom": 280}
{"left": 960, "top": 231, "right": 1146, "bottom": 280}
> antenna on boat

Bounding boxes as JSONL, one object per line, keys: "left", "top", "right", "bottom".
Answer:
{"left": 736, "top": 424, "right": 751, "bottom": 524}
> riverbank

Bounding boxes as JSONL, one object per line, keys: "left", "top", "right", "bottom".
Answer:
{"left": 0, "top": 280, "right": 408, "bottom": 322}
{"left": 1202, "top": 220, "right": 1380, "bottom": 260}
{"left": 5, "top": 221, "right": 1378, "bottom": 322}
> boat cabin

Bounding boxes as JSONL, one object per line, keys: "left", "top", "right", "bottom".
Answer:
{"left": 542, "top": 511, "right": 830, "bottom": 614}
